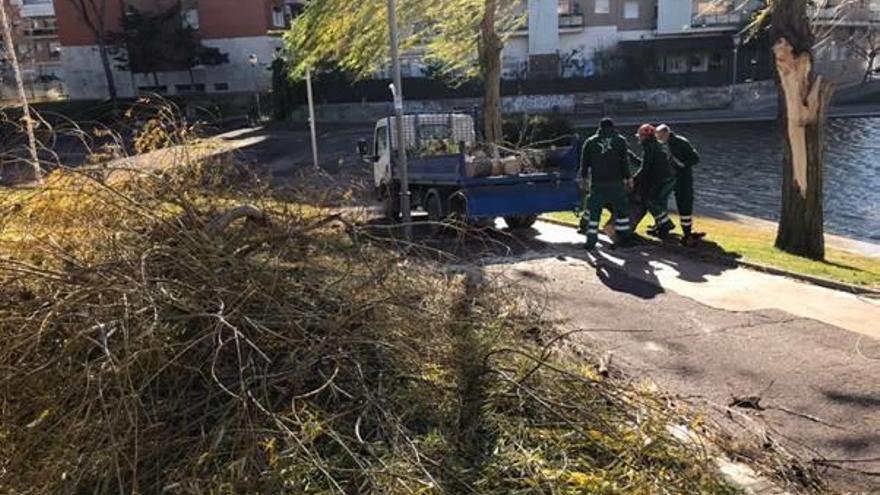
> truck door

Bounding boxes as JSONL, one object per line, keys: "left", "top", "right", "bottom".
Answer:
{"left": 373, "top": 123, "right": 391, "bottom": 189}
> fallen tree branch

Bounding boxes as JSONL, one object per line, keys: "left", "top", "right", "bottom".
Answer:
{"left": 207, "top": 205, "right": 269, "bottom": 236}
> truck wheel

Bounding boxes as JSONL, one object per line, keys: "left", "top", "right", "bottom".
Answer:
{"left": 424, "top": 189, "right": 447, "bottom": 235}
{"left": 504, "top": 215, "right": 538, "bottom": 230}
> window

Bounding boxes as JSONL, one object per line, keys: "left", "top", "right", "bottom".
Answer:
{"left": 595, "top": 0, "right": 610, "bottom": 14}
{"left": 624, "top": 1, "right": 639, "bottom": 19}
{"left": 690, "top": 54, "right": 709, "bottom": 72}
{"left": 213, "top": 82, "right": 230, "bottom": 91}
{"left": 182, "top": 8, "right": 199, "bottom": 29}
{"left": 176, "top": 84, "right": 206, "bottom": 93}
{"left": 376, "top": 126, "right": 389, "bottom": 155}
{"left": 558, "top": 0, "right": 579, "bottom": 14}
{"left": 664, "top": 55, "right": 688, "bottom": 74}
{"left": 272, "top": 7, "right": 285, "bottom": 28}
{"left": 708, "top": 53, "right": 724, "bottom": 71}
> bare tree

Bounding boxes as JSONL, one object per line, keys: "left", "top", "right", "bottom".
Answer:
{"left": 847, "top": 28, "right": 880, "bottom": 82}
{"left": 0, "top": 0, "right": 41, "bottom": 183}
{"left": 67, "top": 0, "right": 118, "bottom": 107}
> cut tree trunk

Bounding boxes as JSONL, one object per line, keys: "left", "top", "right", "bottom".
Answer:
{"left": 479, "top": 0, "right": 503, "bottom": 144}
{"left": 773, "top": 37, "right": 834, "bottom": 260}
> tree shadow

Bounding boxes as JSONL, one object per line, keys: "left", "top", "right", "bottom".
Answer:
{"left": 822, "top": 390, "right": 880, "bottom": 409}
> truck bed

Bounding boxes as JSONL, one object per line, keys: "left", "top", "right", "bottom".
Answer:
{"left": 397, "top": 141, "right": 580, "bottom": 187}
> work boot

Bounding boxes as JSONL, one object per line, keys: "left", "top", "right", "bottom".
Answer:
{"left": 681, "top": 232, "right": 706, "bottom": 247}
{"left": 584, "top": 237, "right": 598, "bottom": 251}
{"left": 656, "top": 221, "right": 674, "bottom": 239}
{"left": 648, "top": 221, "right": 674, "bottom": 239}
{"left": 647, "top": 221, "right": 676, "bottom": 237}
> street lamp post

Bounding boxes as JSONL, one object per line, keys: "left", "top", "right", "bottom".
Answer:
{"left": 386, "top": 0, "right": 412, "bottom": 239}
{"left": 732, "top": 34, "right": 741, "bottom": 87}
{"left": 248, "top": 54, "right": 262, "bottom": 124}
{"left": 305, "top": 68, "right": 319, "bottom": 169}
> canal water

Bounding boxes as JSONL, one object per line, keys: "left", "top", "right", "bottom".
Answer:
{"left": 585, "top": 118, "right": 880, "bottom": 243}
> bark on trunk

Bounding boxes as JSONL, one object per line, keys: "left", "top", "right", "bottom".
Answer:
{"left": 772, "top": 9, "right": 835, "bottom": 260}
{"left": 479, "top": 0, "right": 503, "bottom": 144}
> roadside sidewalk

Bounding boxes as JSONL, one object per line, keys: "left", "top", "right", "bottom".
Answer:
{"left": 530, "top": 221, "right": 880, "bottom": 339}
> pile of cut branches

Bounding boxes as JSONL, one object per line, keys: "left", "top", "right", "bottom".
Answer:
{"left": 0, "top": 112, "right": 746, "bottom": 494}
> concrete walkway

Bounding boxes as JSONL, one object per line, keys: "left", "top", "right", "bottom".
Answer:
{"left": 485, "top": 221, "right": 880, "bottom": 492}
{"left": 531, "top": 221, "right": 880, "bottom": 341}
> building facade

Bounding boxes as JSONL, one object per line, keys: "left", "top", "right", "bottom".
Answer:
{"left": 1, "top": 0, "right": 63, "bottom": 99}
{"left": 55, "top": 0, "right": 305, "bottom": 100}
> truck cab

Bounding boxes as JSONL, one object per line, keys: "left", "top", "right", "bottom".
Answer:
{"left": 368, "top": 114, "right": 477, "bottom": 190}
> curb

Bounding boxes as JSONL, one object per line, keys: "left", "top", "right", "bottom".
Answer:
{"left": 538, "top": 216, "right": 880, "bottom": 297}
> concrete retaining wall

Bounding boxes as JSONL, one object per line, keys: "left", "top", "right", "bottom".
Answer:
{"left": 292, "top": 81, "right": 777, "bottom": 124}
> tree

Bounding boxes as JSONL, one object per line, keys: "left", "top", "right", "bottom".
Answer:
{"left": 174, "top": 25, "right": 228, "bottom": 86}
{"left": 751, "top": 0, "right": 836, "bottom": 260}
{"left": 115, "top": 6, "right": 180, "bottom": 87}
{"left": 113, "top": 5, "right": 228, "bottom": 90}
{"left": 285, "top": 0, "right": 521, "bottom": 143}
{"left": 67, "top": 0, "right": 118, "bottom": 107}
{"left": 846, "top": 28, "right": 880, "bottom": 82}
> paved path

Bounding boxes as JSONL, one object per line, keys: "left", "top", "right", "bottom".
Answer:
{"left": 482, "top": 221, "right": 880, "bottom": 492}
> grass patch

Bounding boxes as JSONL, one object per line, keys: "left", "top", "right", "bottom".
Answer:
{"left": 543, "top": 211, "right": 880, "bottom": 288}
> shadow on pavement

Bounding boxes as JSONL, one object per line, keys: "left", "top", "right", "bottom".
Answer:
{"left": 581, "top": 247, "right": 665, "bottom": 300}
{"left": 355, "top": 216, "right": 751, "bottom": 300}
{"left": 822, "top": 390, "right": 880, "bottom": 408}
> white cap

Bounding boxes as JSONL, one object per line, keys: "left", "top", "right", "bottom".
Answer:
{"left": 656, "top": 124, "right": 671, "bottom": 133}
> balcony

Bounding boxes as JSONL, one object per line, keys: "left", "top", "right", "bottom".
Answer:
{"left": 24, "top": 27, "right": 57, "bottom": 38}
{"left": 691, "top": 11, "right": 746, "bottom": 29}
{"left": 810, "top": 4, "right": 876, "bottom": 25}
{"left": 559, "top": 13, "right": 584, "bottom": 29}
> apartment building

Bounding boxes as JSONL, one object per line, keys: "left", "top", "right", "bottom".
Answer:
{"left": 810, "top": 0, "right": 880, "bottom": 83}
{"left": 2, "top": 0, "right": 63, "bottom": 87}
{"left": 55, "top": 0, "right": 305, "bottom": 100}
{"left": 501, "top": 0, "right": 656, "bottom": 80}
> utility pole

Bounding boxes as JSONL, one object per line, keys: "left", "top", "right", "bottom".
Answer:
{"left": 0, "top": 0, "right": 41, "bottom": 183}
{"left": 248, "top": 54, "right": 262, "bottom": 124}
{"left": 386, "top": 0, "right": 412, "bottom": 239}
{"left": 305, "top": 68, "right": 319, "bottom": 169}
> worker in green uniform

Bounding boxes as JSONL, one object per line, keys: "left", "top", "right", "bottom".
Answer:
{"left": 578, "top": 118, "right": 634, "bottom": 250}
{"left": 656, "top": 124, "right": 706, "bottom": 246}
{"left": 635, "top": 124, "right": 676, "bottom": 239}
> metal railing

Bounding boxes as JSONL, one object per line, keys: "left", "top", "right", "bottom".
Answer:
{"left": 559, "top": 13, "right": 584, "bottom": 28}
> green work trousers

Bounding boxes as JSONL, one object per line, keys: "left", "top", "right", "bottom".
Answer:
{"left": 647, "top": 177, "right": 676, "bottom": 228}
{"left": 674, "top": 167, "right": 695, "bottom": 234}
{"left": 583, "top": 181, "right": 631, "bottom": 247}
